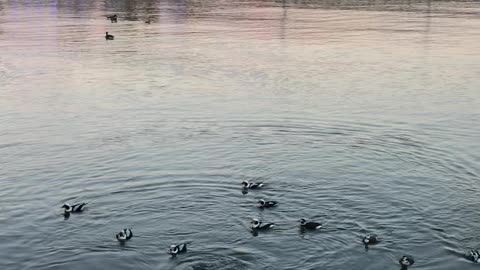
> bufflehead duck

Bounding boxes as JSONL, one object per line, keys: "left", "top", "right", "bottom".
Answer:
{"left": 257, "top": 199, "right": 278, "bottom": 208}
{"left": 468, "top": 248, "right": 480, "bottom": 262}
{"left": 241, "top": 181, "right": 264, "bottom": 189}
{"left": 61, "top": 202, "right": 88, "bottom": 213}
{"left": 168, "top": 242, "right": 191, "bottom": 257}
{"left": 105, "top": 32, "right": 114, "bottom": 40}
{"left": 399, "top": 255, "right": 414, "bottom": 269}
{"left": 251, "top": 218, "right": 275, "bottom": 230}
{"left": 363, "top": 234, "right": 379, "bottom": 247}
{"left": 298, "top": 219, "right": 322, "bottom": 230}
{"left": 116, "top": 229, "right": 133, "bottom": 242}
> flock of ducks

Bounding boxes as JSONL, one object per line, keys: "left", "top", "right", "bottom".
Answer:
{"left": 91, "top": 12, "right": 476, "bottom": 269}
{"left": 62, "top": 180, "right": 430, "bottom": 269}
{"left": 104, "top": 14, "right": 151, "bottom": 41}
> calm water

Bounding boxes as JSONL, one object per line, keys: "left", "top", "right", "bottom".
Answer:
{"left": 1, "top": 0, "right": 480, "bottom": 269}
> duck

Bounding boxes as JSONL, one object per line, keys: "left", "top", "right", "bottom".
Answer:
{"left": 61, "top": 202, "right": 88, "bottom": 213}
{"left": 257, "top": 199, "right": 278, "bottom": 208}
{"left": 363, "top": 234, "right": 379, "bottom": 247}
{"left": 168, "top": 242, "right": 191, "bottom": 257}
{"left": 105, "top": 32, "right": 114, "bottom": 40}
{"left": 106, "top": 14, "right": 117, "bottom": 20}
{"left": 399, "top": 255, "right": 414, "bottom": 269}
{"left": 251, "top": 218, "right": 275, "bottom": 230}
{"left": 110, "top": 17, "right": 117, "bottom": 23}
{"left": 116, "top": 229, "right": 133, "bottom": 242}
{"left": 241, "top": 181, "right": 264, "bottom": 189}
{"left": 298, "top": 219, "right": 322, "bottom": 230}
{"left": 145, "top": 20, "right": 151, "bottom": 24}
{"left": 468, "top": 248, "right": 480, "bottom": 262}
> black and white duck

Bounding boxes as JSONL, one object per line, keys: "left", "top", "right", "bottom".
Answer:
{"left": 399, "top": 255, "right": 414, "bottom": 269}
{"left": 116, "top": 229, "right": 133, "bottom": 242}
{"left": 251, "top": 218, "right": 275, "bottom": 230}
{"left": 257, "top": 199, "right": 278, "bottom": 209}
{"left": 168, "top": 242, "right": 191, "bottom": 257}
{"left": 298, "top": 219, "right": 322, "bottom": 230}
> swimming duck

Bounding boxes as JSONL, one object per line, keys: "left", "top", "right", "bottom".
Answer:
{"left": 168, "top": 242, "right": 190, "bottom": 257}
{"left": 105, "top": 32, "right": 114, "bottom": 40}
{"left": 251, "top": 218, "right": 275, "bottom": 230}
{"left": 298, "top": 219, "right": 322, "bottom": 230}
{"left": 468, "top": 248, "right": 480, "bottom": 262}
{"left": 363, "top": 234, "right": 379, "bottom": 247}
{"left": 61, "top": 202, "right": 88, "bottom": 213}
{"left": 116, "top": 229, "right": 133, "bottom": 242}
{"left": 110, "top": 17, "right": 117, "bottom": 23}
{"left": 106, "top": 14, "right": 117, "bottom": 20}
{"left": 241, "top": 181, "right": 264, "bottom": 189}
{"left": 257, "top": 199, "right": 278, "bottom": 208}
{"left": 399, "top": 255, "right": 414, "bottom": 269}
{"left": 145, "top": 20, "right": 151, "bottom": 24}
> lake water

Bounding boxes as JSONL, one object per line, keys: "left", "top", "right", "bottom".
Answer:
{"left": 1, "top": 0, "right": 480, "bottom": 269}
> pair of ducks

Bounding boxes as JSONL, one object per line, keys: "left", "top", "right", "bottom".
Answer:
{"left": 361, "top": 233, "right": 415, "bottom": 269}
{"left": 250, "top": 218, "right": 322, "bottom": 231}
{"left": 116, "top": 228, "right": 189, "bottom": 257}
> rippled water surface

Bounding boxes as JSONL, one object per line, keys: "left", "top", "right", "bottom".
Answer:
{"left": 1, "top": 0, "right": 480, "bottom": 269}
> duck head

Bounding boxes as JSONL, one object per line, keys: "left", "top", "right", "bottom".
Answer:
{"left": 241, "top": 181, "right": 249, "bottom": 188}
{"left": 116, "top": 231, "right": 126, "bottom": 240}
{"left": 61, "top": 203, "right": 72, "bottom": 212}
{"left": 399, "top": 255, "right": 414, "bottom": 269}
{"left": 251, "top": 218, "right": 261, "bottom": 229}
{"left": 298, "top": 219, "right": 306, "bottom": 225}
{"left": 169, "top": 245, "right": 179, "bottom": 257}
{"left": 257, "top": 199, "right": 265, "bottom": 207}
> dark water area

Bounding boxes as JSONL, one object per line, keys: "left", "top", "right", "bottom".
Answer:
{"left": 1, "top": 0, "right": 480, "bottom": 269}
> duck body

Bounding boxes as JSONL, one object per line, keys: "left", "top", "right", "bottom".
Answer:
{"left": 468, "top": 248, "right": 480, "bottom": 263}
{"left": 251, "top": 218, "right": 275, "bottom": 231}
{"left": 299, "top": 219, "right": 322, "bottom": 230}
{"left": 105, "top": 32, "right": 114, "bottom": 40}
{"left": 242, "top": 181, "right": 264, "bottom": 189}
{"left": 168, "top": 242, "right": 190, "bottom": 257}
{"left": 62, "top": 202, "right": 88, "bottom": 213}
{"left": 257, "top": 199, "right": 278, "bottom": 208}
{"left": 116, "top": 229, "right": 133, "bottom": 241}
{"left": 399, "top": 255, "right": 414, "bottom": 269}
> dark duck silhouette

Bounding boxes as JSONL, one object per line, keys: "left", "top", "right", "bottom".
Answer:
{"left": 363, "top": 234, "right": 379, "bottom": 249}
{"left": 399, "top": 255, "right": 414, "bottom": 270}
{"left": 168, "top": 242, "right": 191, "bottom": 257}
{"left": 116, "top": 229, "right": 133, "bottom": 242}
{"left": 61, "top": 202, "right": 88, "bottom": 213}
{"left": 468, "top": 248, "right": 480, "bottom": 263}
{"left": 298, "top": 219, "right": 322, "bottom": 230}
{"left": 106, "top": 14, "right": 117, "bottom": 20}
{"left": 145, "top": 20, "right": 151, "bottom": 24}
{"left": 251, "top": 218, "right": 275, "bottom": 231}
{"left": 257, "top": 199, "right": 278, "bottom": 209}
{"left": 105, "top": 32, "right": 114, "bottom": 40}
{"left": 241, "top": 181, "right": 264, "bottom": 189}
